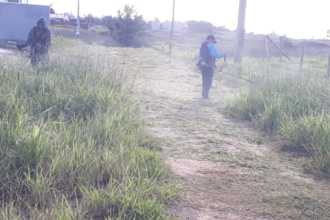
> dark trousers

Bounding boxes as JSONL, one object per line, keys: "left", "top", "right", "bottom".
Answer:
{"left": 31, "top": 50, "right": 49, "bottom": 66}
{"left": 201, "top": 67, "right": 214, "bottom": 98}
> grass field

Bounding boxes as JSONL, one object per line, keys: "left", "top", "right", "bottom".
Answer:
{"left": 1, "top": 30, "right": 330, "bottom": 219}
{"left": 0, "top": 41, "right": 177, "bottom": 219}
{"left": 156, "top": 42, "right": 330, "bottom": 177}
{"left": 126, "top": 45, "right": 330, "bottom": 219}
{"left": 225, "top": 56, "right": 330, "bottom": 176}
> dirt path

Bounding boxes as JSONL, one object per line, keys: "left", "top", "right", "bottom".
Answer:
{"left": 115, "top": 48, "right": 330, "bottom": 220}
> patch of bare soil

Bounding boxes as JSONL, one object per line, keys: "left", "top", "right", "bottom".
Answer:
{"left": 112, "top": 48, "right": 330, "bottom": 220}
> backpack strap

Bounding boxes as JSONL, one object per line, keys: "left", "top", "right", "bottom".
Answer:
{"left": 30, "top": 27, "right": 37, "bottom": 48}
{"left": 29, "top": 27, "right": 37, "bottom": 58}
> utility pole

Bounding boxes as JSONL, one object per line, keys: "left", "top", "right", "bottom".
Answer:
{"left": 76, "top": 0, "right": 80, "bottom": 39}
{"left": 170, "top": 0, "right": 175, "bottom": 40}
{"left": 234, "top": 0, "right": 247, "bottom": 64}
{"left": 169, "top": 0, "right": 175, "bottom": 63}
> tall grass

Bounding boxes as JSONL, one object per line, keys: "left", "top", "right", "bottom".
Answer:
{"left": 227, "top": 57, "right": 330, "bottom": 175}
{"left": 0, "top": 46, "right": 177, "bottom": 219}
{"left": 153, "top": 43, "right": 330, "bottom": 175}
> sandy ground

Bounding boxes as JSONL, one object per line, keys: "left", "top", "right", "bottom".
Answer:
{"left": 112, "top": 48, "right": 330, "bottom": 220}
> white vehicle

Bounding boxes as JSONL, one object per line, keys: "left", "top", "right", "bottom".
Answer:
{"left": 50, "top": 13, "right": 70, "bottom": 22}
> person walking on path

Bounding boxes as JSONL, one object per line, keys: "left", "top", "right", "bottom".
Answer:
{"left": 196, "top": 35, "right": 226, "bottom": 100}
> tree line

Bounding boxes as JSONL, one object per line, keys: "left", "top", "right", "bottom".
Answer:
{"left": 51, "top": 4, "right": 226, "bottom": 46}
{"left": 85, "top": 5, "right": 225, "bottom": 43}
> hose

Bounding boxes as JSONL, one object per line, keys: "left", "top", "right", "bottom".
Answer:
{"left": 199, "top": 59, "right": 257, "bottom": 84}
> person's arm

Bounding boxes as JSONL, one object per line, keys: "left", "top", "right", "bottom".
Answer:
{"left": 207, "top": 43, "right": 225, "bottom": 59}
{"left": 20, "top": 28, "right": 35, "bottom": 48}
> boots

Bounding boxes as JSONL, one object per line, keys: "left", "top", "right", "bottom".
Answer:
{"left": 202, "top": 82, "right": 208, "bottom": 99}
{"left": 201, "top": 68, "right": 214, "bottom": 100}
{"left": 202, "top": 88, "right": 209, "bottom": 99}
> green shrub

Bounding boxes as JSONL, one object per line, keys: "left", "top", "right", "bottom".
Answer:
{"left": 186, "top": 20, "right": 215, "bottom": 33}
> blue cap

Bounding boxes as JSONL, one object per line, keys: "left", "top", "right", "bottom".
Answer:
{"left": 207, "top": 35, "right": 217, "bottom": 43}
{"left": 37, "top": 17, "right": 46, "bottom": 26}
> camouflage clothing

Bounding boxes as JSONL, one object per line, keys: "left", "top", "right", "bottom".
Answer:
{"left": 21, "top": 26, "right": 51, "bottom": 66}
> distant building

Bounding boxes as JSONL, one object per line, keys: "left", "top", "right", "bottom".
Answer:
{"left": 50, "top": 14, "right": 89, "bottom": 30}
{"left": 50, "top": 13, "right": 73, "bottom": 22}
{"left": 70, "top": 18, "right": 87, "bottom": 23}
{"left": 149, "top": 21, "right": 189, "bottom": 33}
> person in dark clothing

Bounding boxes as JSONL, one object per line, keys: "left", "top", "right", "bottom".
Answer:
{"left": 16, "top": 17, "right": 51, "bottom": 66}
{"left": 196, "top": 35, "right": 226, "bottom": 99}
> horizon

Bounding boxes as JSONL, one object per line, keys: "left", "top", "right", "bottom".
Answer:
{"left": 27, "top": 0, "right": 330, "bottom": 40}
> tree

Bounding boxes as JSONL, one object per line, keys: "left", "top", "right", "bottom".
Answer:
{"left": 84, "top": 14, "right": 105, "bottom": 25}
{"left": 187, "top": 20, "right": 215, "bottom": 33}
{"left": 234, "top": 0, "right": 247, "bottom": 64}
{"left": 105, "top": 5, "right": 146, "bottom": 46}
{"left": 50, "top": 3, "right": 55, "bottom": 14}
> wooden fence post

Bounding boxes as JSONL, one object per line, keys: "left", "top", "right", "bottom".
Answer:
{"left": 266, "top": 35, "right": 291, "bottom": 61}
{"left": 300, "top": 40, "right": 306, "bottom": 72}
{"left": 327, "top": 52, "right": 330, "bottom": 78}
{"left": 264, "top": 35, "right": 270, "bottom": 61}
{"left": 263, "top": 36, "right": 266, "bottom": 61}
{"left": 280, "top": 36, "right": 284, "bottom": 63}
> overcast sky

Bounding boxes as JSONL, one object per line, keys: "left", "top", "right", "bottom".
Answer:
{"left": 28, "top": 0, "right": 330, "bottom": 40}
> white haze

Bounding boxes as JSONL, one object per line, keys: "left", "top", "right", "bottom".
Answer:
{"left": 29, "top": 0, "right": 330, "bottom": 40}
